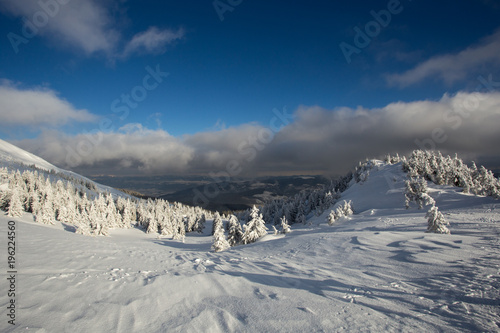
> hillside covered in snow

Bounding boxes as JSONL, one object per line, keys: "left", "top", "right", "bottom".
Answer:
{"left": 1, "top": 141, "right": 499, "bottom": 332}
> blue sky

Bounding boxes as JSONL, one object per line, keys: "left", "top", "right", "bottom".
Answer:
{"left": 1, "top": 0, "right": 500, "bottom": 176}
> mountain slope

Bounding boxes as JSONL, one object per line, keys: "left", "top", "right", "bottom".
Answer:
{"left": 1, "top": 155, "right": 499, "bottom": 332}
{"left": 0, "top": 139, "right": 126, "bottom": 198}
{"left": 0, "top": 139, "right": 58, "bottom": 172}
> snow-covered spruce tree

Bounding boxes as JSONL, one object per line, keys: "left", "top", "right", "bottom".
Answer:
{"left": 212, "top": 218, "right": 230, "bottom": 252}
{"left": 185, "top": 214, "right": 197, "bottom": 233}
{"left": 426, "top": 205, "right": 450, "bottom": 234}
{"left": 87, "top": 202, "right": 103, "bottom": 236}
{"left": 75, "top": 208, "right": 92, "bottom": 236}
{"left": 0, "top": 189, "right": 10, "bottom": 211}
{"left": 280, "top": 216, "right": 291, "bottom": 234}
{"left": 227, "top": 215, "right": 243, "bottom": 246}
{"left": 212, "top": 212, "right": 223, "bottom": 235}
{"left": 196, "top": 214, "right": 206, "bottom": 233}
{"left": 7, "top": 187, "right": 24, "bottom": 217}
{"left": 354, "top": 160, "right": 377, "bottom": 183}
{"left": 342, "top": 200, "right": 354, "bottom": 216}
{"left": 172, "top": 215, "right": 185, "bottom": 242}
{"left": 37, "top": 199, "right": 56, "bottom": 225}
{"left": 327, "top": 210, "right": 336, "bottom": 226}
{"left": 404, "top": 177, "right": 435, "bottom": 209}
{"left": 120, "top": 199, "right": 133, "bottom": 229}
{"left": 105, "top": 193, "right": 122, "bottom": 229}
{"left": 28, "top": 187, "right": 41, "bottom": 216}
{"left": 146, "top": 215, "right": 158, "bottom": 234}
{"left": 241, "top": 206, "right": 268, "bottom": 245}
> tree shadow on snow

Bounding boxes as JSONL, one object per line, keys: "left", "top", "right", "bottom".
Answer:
{"left": 151, "top": 238, "right": 211, "bottom": 252}
{"left": 61, "top": 222, "right": 77, "bottom": 233}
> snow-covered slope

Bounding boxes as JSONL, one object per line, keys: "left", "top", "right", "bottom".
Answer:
{"left": 0, "top": 139, "right": 128, "bottom": 198}
{"left": 0, "top": 139, "right": 58, "bottom": 172}
{"left": 1, "top": 160, "right": 499, "bottom": 332}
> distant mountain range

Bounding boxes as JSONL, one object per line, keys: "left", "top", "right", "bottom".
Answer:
{"left": 91, "top": 174, "right": 330, "bottom": 212}
{"left": 159, "top": 175, "right": 330, "bottom": 212}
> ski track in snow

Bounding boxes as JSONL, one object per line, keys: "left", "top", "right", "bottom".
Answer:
{"left": 0, "top": 158, "right": 499, "bottom": 332}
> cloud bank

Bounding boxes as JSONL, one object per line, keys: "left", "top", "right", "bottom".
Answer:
{"left": 14, "top": 91, "right": 500, "bottom": 177}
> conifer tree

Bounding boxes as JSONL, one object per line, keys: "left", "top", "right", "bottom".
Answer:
{"left": 197, "top": 214, "right": 206, "bottom": 233}
{"left": 280, "top": 216, "right": 291, "bottom": 234}
{"left": 29, "top": 188, "right": 41, "bottom": 217}
{"left": 426, "top": 205, "right": 450, "bottom": 234}
{"left": 0, "top": 189, "right": 10, "bottom": 211}
{"left": 89, "top": 202, "right": 109, "bottom": 236}
{"left": 405, "top": 177, "right": 435, "bottom": 209}
{"left": 212, "top": 219, "right": 230, "bottom": 252}
{"left": 227, "top": 215, "right": 243, "bottom": 246}
{"left": 105, "top": 193, "right": 121, "bottom": 228}
{"left": 212, "top": 212, "right": 223, "bottom": 235}
{"left": 327, "top": 210, "right": 336, "bottom": 226}
{"left": 37, "top": 199, "right": 55, "bottom": 225}
{"left": 241, "top": 206, "right": 268, "bottom": 244}
{"left": 75, "top": 208, "right": 92, "bottom": 236}
{"left": 342, "top": 200, "right": 354, "bottom": 216}
{"left": 121, "top": 200, "right": 133, "bottom": 229}
{"left": 7, "top": 187, "right": 23, "bottom": 217}
{"left": 172, "top": 214, "right": 185, "bottom": 242}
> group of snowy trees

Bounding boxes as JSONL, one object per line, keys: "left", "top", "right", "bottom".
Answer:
{"left": 212, "top": 206, "right": 270, "bottom": 252}
{"left": 404, "top": 177, "right": 435, "bottom": 209}
{"left": 401, "top": 150, "right": 500, "bottom": 199}
{"left": 0, "top": 166, "right": 214, "bottom": 238}
{"left": 327, "top": 200, "right": 354, "bottom": 226}
{"left": 385, "top": 150, "right": 500, "bottom": 234}
{"left": 404, "top": 176, "right": 450, "bottom": 234}
{"left": 247, "top": 173, "right": 353, "bottom": 229}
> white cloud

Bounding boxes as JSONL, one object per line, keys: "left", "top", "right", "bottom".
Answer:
{"left": 0, "top": 81, "right": 97, "bottom": 127}
{"left": 123, "top": 27, "right": 185, "bottom": 57}
{"left": 15, "top": 91, "right": 500, "bottom": 176}
{"left": 387, "top": 30, "right": 500, "bottom": 87}
{"left": 0, "top": 0, "right": 184, "bottom": 58}
{"left": 0, "top": 0, "right": 119, "bottom": 55}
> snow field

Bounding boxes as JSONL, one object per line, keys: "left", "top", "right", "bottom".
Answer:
{"left": 1, "top": 192, "right": 499, "bottom": 332}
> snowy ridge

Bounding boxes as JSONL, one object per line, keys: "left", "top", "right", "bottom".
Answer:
{"left": 0, "top": 138, "right": 129, "bottom": 198}
{"left": 0, "top": 139, "right": 58, "bottom": 172}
